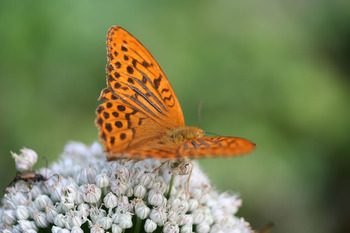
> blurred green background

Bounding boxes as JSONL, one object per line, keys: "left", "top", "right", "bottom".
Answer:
{"left": 1, "top": 0, "right": 349, "bottom": 232}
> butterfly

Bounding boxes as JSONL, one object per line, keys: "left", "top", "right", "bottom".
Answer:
{"left": 96, "top": 26, "right": 256, "bottom": 161}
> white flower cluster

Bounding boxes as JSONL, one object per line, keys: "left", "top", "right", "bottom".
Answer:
{"left": 0, "top": 142, "right": 254, "bottom": 233}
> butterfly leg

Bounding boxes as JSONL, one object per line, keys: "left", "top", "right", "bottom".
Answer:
{"left": 186, "top": 160, "right": 194, "bottom": 198}
{"left": 152, "top": 159, "right": 171, "bottom": 173}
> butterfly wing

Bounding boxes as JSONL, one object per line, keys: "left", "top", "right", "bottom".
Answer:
{"left": 178, "top": 137, "right": 256, "bottom": 158}
{"left": 96, "top": 26, "right": 185, "bottom": 158}
{"left": 101, "top": 26, "right": 184, "bottom": 126}
{"left": 96, "top": 100, "right": 166, "bottom": 158}
{"left": 118, "top": 136, "right": 256, "bottom": 160}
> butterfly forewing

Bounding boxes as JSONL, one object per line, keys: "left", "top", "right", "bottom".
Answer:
{"left": 103, "top": 26, "right": 184, "bottom": 127}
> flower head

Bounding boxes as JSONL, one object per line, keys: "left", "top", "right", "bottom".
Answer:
{"left": 0, "top": 142, "right": 254, "bottom": 233}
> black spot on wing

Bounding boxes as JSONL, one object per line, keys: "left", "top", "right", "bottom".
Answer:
{"left": 117, "top": 105, "right": 126, "bottom": 111}
{"left": 120, "top": 133, "right": 126, "bottom": 140}
{"left": 154, "top": 75, "right": 162, "bottom": 89}
{"left": 115, "top": 121, "right": 123, "bottom": 128}
{"left": 142, "top": 61, "right": 150, "bottom": 68}
{"left": 110, "top": 136, "right": 115, "bottom": 145}
{"left": 127, "top": 66, "right": 134, "bottom": 74}
{"left": 103, "top": 112, "right": 110, "bottom": 119}
{"left": 105, "top": 123, "right": 112, "bottom": 132}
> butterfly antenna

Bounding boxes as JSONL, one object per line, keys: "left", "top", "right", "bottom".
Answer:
{"left": 198, "top": 100, "right": 204, "bottom": 128}
{"left": 204, "top": 131, "right": 222, "bottom": 137}
{"left": 42, "top": 156, "right": 49, "bottom": 178}
{"left": 41, "top": 156, "right": 48, "bottom": 169}
{"left": 258, "top": 222, "right": 274, "bottom": 233}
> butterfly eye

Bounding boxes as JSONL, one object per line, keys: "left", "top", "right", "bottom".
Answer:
{"left": 196, "top": 132, "right": 201, "bottom": 138}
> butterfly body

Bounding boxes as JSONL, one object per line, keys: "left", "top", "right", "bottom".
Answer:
{"left": 96, "top": 26, "right": 256, "bottom": 161}
{"left": 168, "top": 126, "right": 204, "bottom": 143}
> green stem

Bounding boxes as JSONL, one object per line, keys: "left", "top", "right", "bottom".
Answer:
{"left": 134, "top": 216, "right": 142, "bottom": 233}
{"left": 166, "top": 174, "right": 175, "bottom": 199}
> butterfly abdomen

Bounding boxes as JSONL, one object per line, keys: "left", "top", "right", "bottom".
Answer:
{"left": 169, "top": 127, "right": 205, "bottom": 144}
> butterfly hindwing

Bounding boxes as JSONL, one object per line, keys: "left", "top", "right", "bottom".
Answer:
{"left": 96, "top": 99, "right": 171, "bottom": 159}
{"left": 178, "top": 137, "right": 256, "bottom": 158}
{"left": 113, "top": 136, "right": 256, "bottom": 160}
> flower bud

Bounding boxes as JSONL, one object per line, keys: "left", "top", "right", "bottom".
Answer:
{"left": 144, "top": 219, "right": 157, "bottom": 232}
{"left": 77, "top": 203, "right": 90, "bottom": 217}
{"left": 2, "top": 209, "right": 16, "bottom": 225}
{"left": 69, "top": 213, "right": 85, "bottom": 227}
{"left": 188, "top": 199, "right": 199, "bottom": 211}
{"left": 126, "top": 186, "right": 133, "bottom": 197}
{"left": 167, "top": 210, "right": 178, "bottom": 222}
{"left": 169, "top": 159, "right": 191, "bottom": 176}
{"left": 29, "top": 184, "right": 44, "bottom": 199}
{"left": 112, "top": 224, "right": 122, "bottom": 233}
{"left": 13, "top": 224, "right": 22, "bottom": 233}
{"left": 90, "top": 141, "right": 103, "bottom": 155}
{"left": 196, "top": 222, "right": 210, "bottom": 233}
{"left": 179, "top": 214, "right": 193, "bottom": 226}
{"left": 95, "top": 173, "right": 110, "bottom": 188}
{"left": 104, "top": 192, "right": 118, "bottom": 209}
{"left": 50, "top": 184, "right": 64, "bottom": 202}
{"left": 90, "top": 207, "right": 106, "bottom": 224}
{"left": 54, "top": 214, "right": 68, "bottom": 228}
{"left": 25, "top": 229, "right": 38, "bottom": 233}
{"left": 148, "top": 190, "right": 164, "bottom": 206}
{"left": 52, "top": 226, "right": 71, "bottom": 233}
{"left": 119, "top": 213, "right": 133, "bottom": 229}
{"left": 118, "top": 195, "right": 129, "bottom": 208}
{"left": 178, "top": 201, "right": 189, "bottom": 214}
{"left": 83, "top": 184, "right": 101, "bottom": 203}
{"left": 34, "top": 211, "right": 49, "bottom": 228}
{"left": 135, "top": 201, "right": 150, "bottom": 219}
{"left": 79, "top": 167, "right": 97, "bottom": 184}
{"left": 12, "top": 191, "right": 27, "bottom": 206}
{"left": 150, "top": 207, "right": 167, "bottom": 226}
{"left": 11, "top": 148, "right": 38, "bottom": 172}
{"left": 111, "top": 212, "right": 120, "bottom": 224}
{"left": 71, "top": 226, "right": 84, "bottom": 233}
{"left": 163, "top": 222, "right": 180, "bottom": 233}
{"left": 181, "top": 225, "right": 193, "bottom": 233}
{"left": 134, "top": 184, "right": 147, "bottom": 198}
{"left": 18, "top": 220, "right": 37, "bottom": 231}
{"left": 34, "top": 195, "right": 53, "bottom": 210}
{"left": 59, "top": 199, "right": 75, "bottom": 212}
{"left": 64, "top": 141, "right": 88, "bottom": 155}
{"left": 192, "top": 209, "right": 204, "bottom": 224}
{"left": 140, "top": 173, "right": 153, "bottom": 188}
{"left": 45, "top": 205, "right": 58, "bottom": 223}
{"left": 97, "top": 216, "right": 112, "bottom": 230}
{"left": 111, "top": 181, "right": 128, "bottom": 196}
{"left": 16, "top": 205, "right": 29, "bottom": 220}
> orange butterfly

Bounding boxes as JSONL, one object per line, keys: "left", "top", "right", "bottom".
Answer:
{"left": 96, "top": 26, "right": 255, "bottom": 161}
